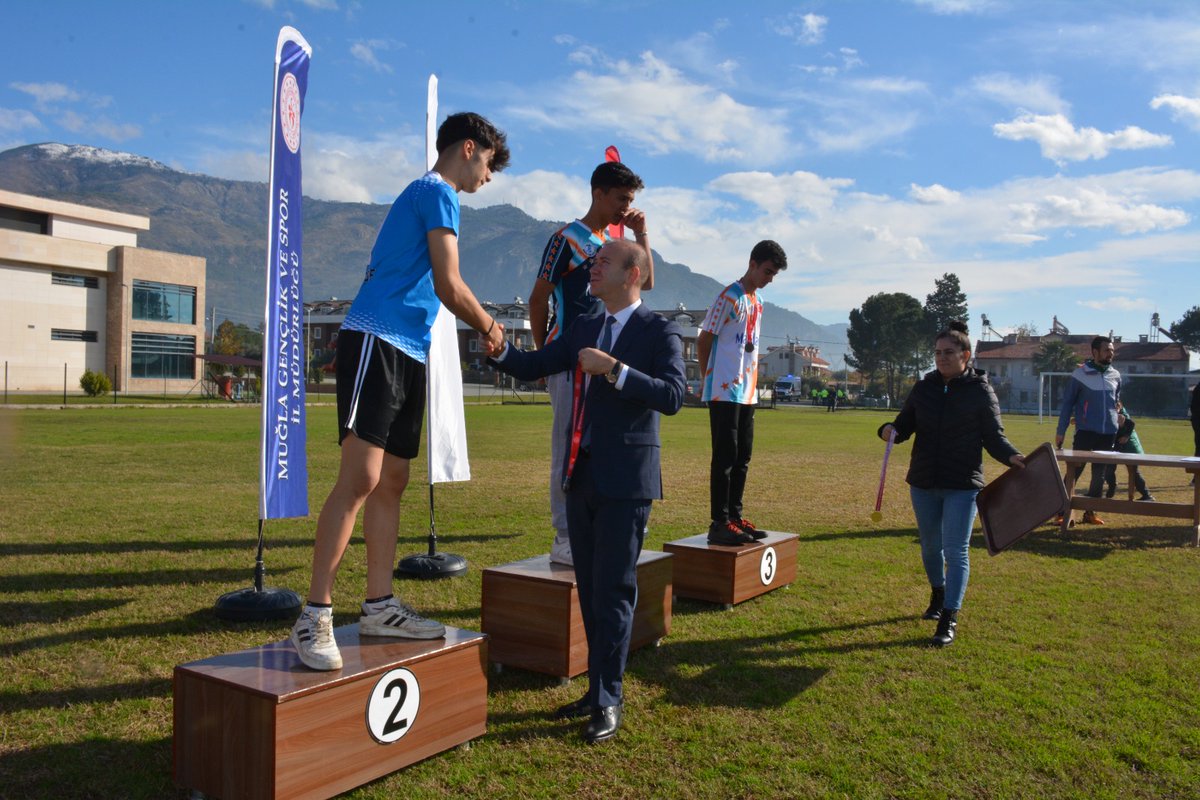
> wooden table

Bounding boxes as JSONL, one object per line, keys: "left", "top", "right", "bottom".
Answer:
{"left": 1056, "top": 449, "right": 1200, "bottom": 545}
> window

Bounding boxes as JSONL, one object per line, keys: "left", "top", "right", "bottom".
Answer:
{"left": 52, "top": 272, "right": 99, "bottom": 289}
{"left": 51, "top": 328, "right": 98, "bottom": 342}
{"left": 0, "top": 206, "right": 48, "bottom": 234}
{"left": 468, "top": 339, "right": 479, "bottom": 353}
{"left": 312, "top": 327, "right": 322, "bottom": 339}
{"left": 131, "top": 332, "right": 196, "bottom": 379}
{"left": 132, "top": 279, "right": 196, "bottom": 324}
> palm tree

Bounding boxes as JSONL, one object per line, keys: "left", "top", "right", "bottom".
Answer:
{"left": 1033, "top": 340, "right": 1080, "bottom": 408}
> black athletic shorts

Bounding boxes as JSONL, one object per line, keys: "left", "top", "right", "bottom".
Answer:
{"left": 335, "top": 329, "right": 426, "bottom": 459}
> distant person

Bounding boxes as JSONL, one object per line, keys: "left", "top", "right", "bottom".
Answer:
{"left": 879, "top": 321, "right": 1024, "bottom": 648}
{"left": 289, "top": 113, "right": 510, "bottom": 671}
{"left": 1055, "top": 336, "right": 1121, "bottom": 525}
{"left": 698, "top": 240, "right": 787, "bottom": 545}
{"left": 1104, "top": 405, "right": 1155, "bottom": 501}
{"left": 526, "top": 161, "right": 653, "bottom": 567}
{"left": 827, "top": 384, "right": 839, "bottom": 412}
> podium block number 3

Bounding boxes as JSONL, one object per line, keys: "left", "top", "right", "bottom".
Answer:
{"left": 759, "top": 547, "right": 777, "bottom": 586}
{"left": 366, "top": 667, "right": 421, "bottom": 744}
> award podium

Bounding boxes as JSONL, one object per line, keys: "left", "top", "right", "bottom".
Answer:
{"left": 481, "top": 551, "right": 672, "bottom": 680}
{"left": 663, "top": 531, "right": 798, "bottom": 609}
{"left": 174, "top": 625, "right": 487, "bottom": 800}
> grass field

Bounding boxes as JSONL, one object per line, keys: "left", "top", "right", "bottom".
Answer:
{"left": 1, "top": 403, "right": 1198, "bottom": 799}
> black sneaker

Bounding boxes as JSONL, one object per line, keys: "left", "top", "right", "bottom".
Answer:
{"left": 734, "top": 518, "right": 768, "bottom": 540}
{"left": 708, "top": 520, "right": 752, "bottom": 546}
{"left": 1104, "top": 483, "right": 1116, "bottom": 499}
{"left": 1138, "top": 493, "right": 1156, "bottom": 502}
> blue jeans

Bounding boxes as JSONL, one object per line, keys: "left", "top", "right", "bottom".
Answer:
{"left": 909, "top": 486, "right": 980, "bottom": 611}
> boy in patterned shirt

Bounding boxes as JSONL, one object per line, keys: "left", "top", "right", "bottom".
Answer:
{"left": 698, "top": 240, "right": 787, "bottom": 545}
{"left": 527, "top": 161, "right": 653, "bottom": 566}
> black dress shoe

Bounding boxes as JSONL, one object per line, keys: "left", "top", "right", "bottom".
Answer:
{"left": 553, "top": 694, "right": 592, "bottom": 720}
{"left": 931, "top": 609, "right": 958, "bottom": 648}
{"left": 583, "top": 704, "right": 622, "bottom": 744}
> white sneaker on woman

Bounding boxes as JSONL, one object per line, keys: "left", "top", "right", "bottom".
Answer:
{"left": 290, "top": 607, "right": 342, "bottom": 671}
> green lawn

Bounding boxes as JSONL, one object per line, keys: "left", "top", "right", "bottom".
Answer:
{"left": 0, "top": 404, "right": 1197, "bottom": 799}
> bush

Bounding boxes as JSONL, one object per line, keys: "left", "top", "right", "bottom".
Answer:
{"left": 79, "top": 369, "right": 112, "bottom": 397}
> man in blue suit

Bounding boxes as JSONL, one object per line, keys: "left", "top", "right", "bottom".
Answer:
{"left": 492, "top": 238, "right": 685, "bottom": 743}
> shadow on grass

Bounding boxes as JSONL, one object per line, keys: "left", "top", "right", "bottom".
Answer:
{"left": 0, "top": 607, "right": 298, "bottom": 658}
{"left": 804, "top": 526, "right": 918, "bottom": 543}
{"left": 993, "top": 523, "right": 1194, "bottom": 559}
{"left": 0, "top": 566, "right": 298, "bottom": 593}
{"left": 0, "top": 677, "right": 170, "bottom": 714}
{"left": 395, "top": 531, "right": 525, "bottom": 547}
{"left": 0, "top": 538, "right": 317, "bottom": 557}
{"left": 0, "top": 736, "right": 175, "bottom": 800}
{"left": 0, "top": 597, "right": 132, "bottom": 623}
{"left": 632, "top": 615, "right": 925, "bottom": 710}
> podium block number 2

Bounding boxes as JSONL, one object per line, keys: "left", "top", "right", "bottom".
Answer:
{"left": 366, "top": 667, "right": 421, "bottom": 744}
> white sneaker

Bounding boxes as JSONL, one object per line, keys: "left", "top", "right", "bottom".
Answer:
{"left": 549, "top": 534, "right": 574, "bottom": 567}
{"left": 359, "top": 598, "right": 446, "bottom": 640}
{"left": 290, "top": 607, "right": 342, "bottom": 671}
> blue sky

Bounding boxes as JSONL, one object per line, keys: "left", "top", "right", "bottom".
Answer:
{"left": 3, "top": 0, "right": 1199, "bottom": 344}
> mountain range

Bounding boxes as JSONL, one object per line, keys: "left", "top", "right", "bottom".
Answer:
{"left": 0, "top": 143, "right": 848, "bottom": 362}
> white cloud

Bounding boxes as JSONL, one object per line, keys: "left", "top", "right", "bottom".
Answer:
{"left": 707, "top": 170, "right": 854, "bottom": 216}
{"left": 1151, "top": 93, "right": 1200, "bottom": 131}
{"left": 468, "top": 169, "right": 590, "bottom": 222}
{"left": 969, "top": 73, "right": 1066, "bottom": 114}
{"left": 0, "top": 107, "right": 41, "bottom": 132}
{"left": 55, "top": 109, "right": 141, "bottom": 142}
{"left": 1009, "top": 188, "right": 1188, "bottom": 235}
{"left": 10, "top": 81, "right": 83, "bottom": 111}
{"left": 350, "top": 41, "right": 394, "bottom": 74}
{"left": 909, "top": 0, "right": 999, "bottom": 14}
{"left": 1077, "top": 296, "right": 1156, "bottom": 312}
{"left": 910, "top": 183, "right": 961, "bottom": 204}
{"left": 505, "top": 51, "right": 789, "bottom": 165}
{"left": 993, "top": 113, "right": 1172, "bottom": 163}
{"left": 299, "top": 0, "right": 338, "bottom": 8}
{"left": 199, "top": 130, "right": 424, "bottom": 203}
{"left": 772, "top": 12, "right": 827, "bottom": 45}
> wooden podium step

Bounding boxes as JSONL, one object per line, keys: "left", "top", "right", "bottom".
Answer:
{"left": 481, "top": 550, "right": 672, "bottom": 680}
{"left": 663, "top": 531, "right": 798, "bottom": 608}
{"left": 173, "top": 625, "right": 487, "bottom": 800}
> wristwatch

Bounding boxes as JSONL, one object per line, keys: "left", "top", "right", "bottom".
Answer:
{"left": 606, "top": 361, "right": 623, "bottom": 384}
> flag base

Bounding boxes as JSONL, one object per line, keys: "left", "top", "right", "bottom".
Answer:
{"left": 394, "top": 552, "right": 468, "bottom": 580}
{"left": 214, "top": 586, "right": 303, "bottom": 622}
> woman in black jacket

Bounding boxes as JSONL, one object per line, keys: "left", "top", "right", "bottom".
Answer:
{"left": 879, "top": 321, "right": 1024, "bottom": 647}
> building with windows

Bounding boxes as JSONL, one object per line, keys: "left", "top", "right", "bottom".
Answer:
{"left": 975, "top": 332, "right": 1191, "bottom": 414}
{"left": 0, "top": 188, "right": 205, "bottom": 393}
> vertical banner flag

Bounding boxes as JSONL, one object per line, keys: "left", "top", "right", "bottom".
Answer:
{"left": 260, "top": 26, "right": 312, "bottom": 519}
{"left": 604, "top": 145, "right": 624, "bottom": 240}
{"left": 425, "top": 74, "right": 472, "bottom": 483}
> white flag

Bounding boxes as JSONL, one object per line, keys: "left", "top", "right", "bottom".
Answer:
{"left": 424, "top": 74, "right": 471, "bottom": 483}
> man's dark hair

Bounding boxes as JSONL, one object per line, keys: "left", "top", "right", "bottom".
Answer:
{"left": 436, "top": 112, "right": 510, "bottom": 172}
{"left": 750, "top": 239, "right": 787, "bottom": 270}
{"left": 590, "top": 161, "right": 644, "bottom": 191}
{"left": 1091, "top": 335, "right": 1113, "bottom": 350}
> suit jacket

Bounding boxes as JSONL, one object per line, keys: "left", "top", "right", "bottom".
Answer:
{"left": 494, "top": 304, "right": 685, "bottom": 500}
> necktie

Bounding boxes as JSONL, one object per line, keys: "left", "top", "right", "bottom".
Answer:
{"left": 577, "top": 316, "right": 616, "bottom": 454}
{"left": 598, "top": 315, "right": 615, "bottom": 353}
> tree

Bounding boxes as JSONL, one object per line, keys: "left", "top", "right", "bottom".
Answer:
{"left": 1169, "top": 306, "right": 1200, "bottom": 352}
{"left": 924, "top": 272, "right": 968, "bottom": 336}
{"left": 1013, "top": 322, "right": 1039, "bottom": 337}
{"left": 1033, "top": 340, "right": 1080, "bottom": 409}
{"left": 1032, "top": 340, "right": 1080, "bottom": 375}
{"left": 847, "top": 292, "right": 928, "bottom": 402}
{"left": 212, "top": 319, "right": 243, "bottom": 356}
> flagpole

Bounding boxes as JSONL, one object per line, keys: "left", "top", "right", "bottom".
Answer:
{"left": 395, "top": 73, "right": 468, "bottom": 579}
{"left": 215, "top": 26, "right": 310, "bottom": 619}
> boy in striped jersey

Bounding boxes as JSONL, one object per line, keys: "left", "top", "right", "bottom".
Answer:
{"left": 698, "top": 240, "right": 787, "bottom": 545}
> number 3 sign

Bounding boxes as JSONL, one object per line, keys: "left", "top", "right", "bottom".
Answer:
{"left": 366, "top": 667, "right": 421, "bottom": 744}
{"left": 759, "top": 546, "right": 777, "bottom": 586}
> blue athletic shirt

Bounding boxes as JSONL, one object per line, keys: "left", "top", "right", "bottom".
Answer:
{"left": 341, "top": 171, "right": 459, "bottom": 363}
{"left": 538, "top": 220, "right": 607, "bottom": 345}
